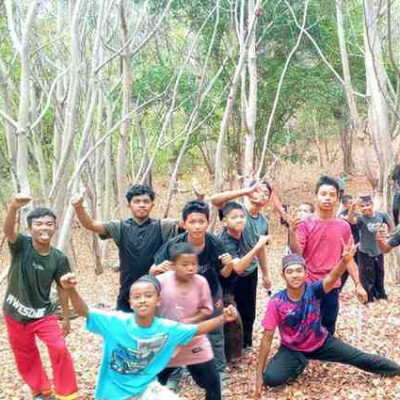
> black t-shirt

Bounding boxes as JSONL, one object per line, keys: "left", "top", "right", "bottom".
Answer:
{"left": 218, "top": 230, "right": 240, "bottom": 295}
{"left": 154, "top": 232, "right": 226, "bottom": 307}
{"left": 3, "top": 234, "right": 70, "bottom": 322}
{"left": 100, "top": 218, "right": 178, "bottom": 293}
{"left": 339, "top": 210, "right": 360, "bottom": 244}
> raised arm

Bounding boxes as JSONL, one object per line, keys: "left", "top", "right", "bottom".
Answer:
{"left": 195, "top": 305, "right": 237, "bottom": 335}
{"left": 210, "top": 184, "right": 257, "bottom": 209}
{"left": 377, "top": 226, "right": 396, "bottom": 254}
{"left": 3, "top": 195, "right": 31, "bottom": 243}
{"left": 234, "top": 235, "right": 270, "bottom": 274}
{"left": 71, "top": 195, "right": 106, "bottom": 235}
{"left": 59, "top": 273, "right": 89, "bottom": 318}
{"left": 346, "top": 200, "right": 358, "bottom": 225}
{"left": 322, "top": 239, "right": 356, "bottom": 294}
{"left": 255, "top": 329, "right": 275, "bottom": 397}
{"left": 284, "top": 209, "right": 302, "bottom": 255}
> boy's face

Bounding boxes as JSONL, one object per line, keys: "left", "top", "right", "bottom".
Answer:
{"left": 174, "top": 254, "right": 198, "bottom": 281}
{"left": 129, "top": 195, "right": 154, "bottom": 220}
{"left": 297, "top": 204, "right": 313, "bottom": 221}
{"left": 360, "top": 201, "right": 374, "bottom": 217}
{"left": 282, "top": 264, "right": 306, "bottom": 289}
{"left": 342, "top": 200, "right": 352, "bottom": 211}
{"left": 29, "top": 216, "right": 57, "bottom": 245}
{"left": 129, "top": 282, "right": 160, "bottom": 317}
{"left": 316, "top": 184, "right": 338, "bottom": 211}
{"left": 183, "top": 212, "right": 209, "bottom": 239}
{"left": 224, "top": 208, "right": 246, "bottom": 233}
{"left": 249, "top": 184, "right": 270, "bottom": 207}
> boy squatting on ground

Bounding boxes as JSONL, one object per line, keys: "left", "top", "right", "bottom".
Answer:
{"left": 211, "top": 181, "right": 272, "bottom": 350}
{"left": 347, "top": 195, "right": 393, "bottom": 302}
{"left": 150, "top": 200, "right": 234, "bottom": 373}
{"left": 59, "top": 273, "right": 238, "bottom": 400}
{"left": 255, "top": 241, "right": 400, "bottom": 397}
{"left": 286, "top": 175, "right": 368, "bottom": 335}
{"left": 71, "top": 184, "right": 179, "bottom": 313}
{"left": 2, "top": 195, "right": 78, "bottom": 400}
{"left": 156, "top": 242, "right": 222, "bottom": 400}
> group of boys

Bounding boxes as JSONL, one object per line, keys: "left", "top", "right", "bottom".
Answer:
{"left": 2, "top": 176, "right": 400, "bottom": 400}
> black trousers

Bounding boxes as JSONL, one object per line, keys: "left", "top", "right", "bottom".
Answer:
{"left": 358, "top": 251, "right": 386, "bottom": 302}
{"left": 158, "top": 360, "right": 221, "bottom": 400}
{"left": 393, "top": 193, "right": 400, "bottom": 226}
{"left": 320, "top": 288, "right": 340, "bottom": 335}
{"left": 233, "top": 269, "right": 258, "bottom": 348}
{"left": 263, "top": 335, "right": 400, "bottom": 387}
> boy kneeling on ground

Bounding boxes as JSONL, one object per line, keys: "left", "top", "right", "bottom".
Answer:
{"left": 255, "top": 240, "right": 400, "bottom": 397}
{"left": 60, "top": 273, "right": 237, "bottom": 400}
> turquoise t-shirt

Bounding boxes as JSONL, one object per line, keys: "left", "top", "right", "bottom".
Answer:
{"left": 87, "top": 309, "right": 197, "bottom": 400}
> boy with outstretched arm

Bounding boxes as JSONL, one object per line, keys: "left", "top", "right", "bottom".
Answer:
{"left": 286, "top": 175, "right": 367, "bottom": 334}
{"left": 2, "top": 195, "right": 78, "bottom": 400}
{"left": 211, "top": 182, "right": 272, "bottom": 350}
{"left": 150, "top": 200, "right": 234, "bottom": 373}
{"left": 347, "top": 195, "right": 393, "bottom": 302}
{"left": 156, "top": 242, "right": 221, "bottom": 400}
{"left": 60, "top": 273, "right": 237, "bottom": 400}
{"left": 71, "top": 184, "right": 179, "bottom": 312}
{"left": 255, "top": 242, "right": 400, "bottom": 397}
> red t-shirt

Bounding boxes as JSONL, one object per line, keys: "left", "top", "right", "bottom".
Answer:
{"left": 297, "top": 216, "right": 351, "bottom": 287}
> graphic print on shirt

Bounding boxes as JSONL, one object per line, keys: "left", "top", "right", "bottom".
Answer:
{"left": 109, "top": 334, "right": 168, "bottom": 374}
{"left": 366, "top": 222, "right": 383, "bottom": 234}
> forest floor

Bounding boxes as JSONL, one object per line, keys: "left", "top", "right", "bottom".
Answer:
{"left": 0, "top": 159, "right": 400, "bottom": 399}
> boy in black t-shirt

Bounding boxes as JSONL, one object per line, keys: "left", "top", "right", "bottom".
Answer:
{"left": 150, "top": 200, "right": 234, "bottom": 373}
{"left": 71, "top": 184, "right": 179, "bottom": 312}
{"left": 3, "top": 195, "right": 77, "bottom": 400}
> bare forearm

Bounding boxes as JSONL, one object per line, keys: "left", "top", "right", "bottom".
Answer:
{"left": 184, "top": 310, "right": 211, "bottom": 324}
{"left": 3, "top": 205, "right": 18, "bottom": 242}
{"left": 57, "top": 286, "right": 70, "bottom": 320}
{"left": 66, "top": 287, "right": 89, "bottom": 317}
{"left": 288, "top": 230, "right": 302, "bottom": 255}
{"left": 196, "top": 314, "right": 224, "bottom": 335}
{"left": 210, "top": 188, "right": 250, "bottom": 208}
{"left": 377, "top": 240, "right": 393, "bottom": 254}
{"left": 347, "top": 206, "right": 357, "bottom": 225}
{"left": 323, "top": 260, "right": 348, "bottom": 293}
{"left": 257, "top": 246, "right": 269, "bottom": 277}
{"left": 347, "top": 259, "right": 361, "bottom": 285}
{"left": 220, "top": 263, "right": 233, "bottom": 278}
{"left": 74, "top": 205, "right": 105, "bottom": 234}
{"left": 234, "top": 245, "right": 261, "bottom": 274}
{"left": 257, "top": 331, "right": 274, "bottom": 378}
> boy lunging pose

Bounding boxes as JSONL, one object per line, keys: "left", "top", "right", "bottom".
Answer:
{"left": 60, "top": 273, "right": 237, "bottom": 400}
{"left": 3, "top": 195, "right": 78, "bottom": 400}
{"left": 71, "top": 184, "right": 178, "bottom": 312}
{"left": 347, "top": 195, "right": 393, "bottom": 302}
{"left": 287, "top": 176, "right": 367, "bottom": 334}
{"left": 157, "top": 243, "right": 221, "bottom": 400}
{"left": 211, "top": 182, "right": 272, "bottom": 349}
{"left": 150, "top": 200, "right": 233, "bottom": 372}
{"left": 255, "top": 246, "right": 400, "bottom": 396}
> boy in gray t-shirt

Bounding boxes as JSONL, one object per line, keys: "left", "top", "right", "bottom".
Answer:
{"left": 347, "top": 196, "right": 393, "bottom": 302}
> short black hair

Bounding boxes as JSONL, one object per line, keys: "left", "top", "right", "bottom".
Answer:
{"left": 342, "top": 194, "right": 353, "bottom": 204}
{"left": 125, "top": 184, "right": 155, "bottom": 203}
{"left": 169, "top": 242, "right": 197, "bottom": 262}
{"left": 182, "top": 200, "right": 210, "bottom": 221}
{"left": 130, "top": 275, "right": 161, "bottom": 295}
{"left": 315, "top": 175, "right": 339, "bottom": 196}
{"left": 249, "top": 179, "right": 272, "bottom": 196}
{"left": 301, "top": 202, "right": 315, "bottom": 213}
{"left": 27, "top": 208, "right": 57, "bottom": 228}
{"left": 221, "top": 201, "right": 245, "bottom": 218}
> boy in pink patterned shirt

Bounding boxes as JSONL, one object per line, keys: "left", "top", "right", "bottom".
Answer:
{"left": 255, "top": 248, "right": 400, "bottom": 395}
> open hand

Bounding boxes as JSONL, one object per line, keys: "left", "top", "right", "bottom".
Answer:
{"left": 60, "top": 273, "right": 78, "bottom": 289}
{"left": 282, "top": 208, "right": 301, "bottom": 232}
{"left": 223, "top": 305, "right": 238, "bottom": 322}
{"left": 11, "top": 194, "right": 32, "bottom": 209}
{"left": 219, "top": 253, "right": 233, "bottom": 266}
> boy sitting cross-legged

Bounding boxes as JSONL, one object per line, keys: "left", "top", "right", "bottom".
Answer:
{"left": 157, "top": 242, "right": 221, "bottom": 400}
{"left": 255, "top": 241, "right": 400, "bottom": 396}
{"left": 60, "top": 273, "right": 238, "bottom": 400}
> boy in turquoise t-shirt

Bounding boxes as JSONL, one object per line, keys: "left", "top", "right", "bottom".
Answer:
{"left": 60, "top": 273, "right": 237, "bottom": 400}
